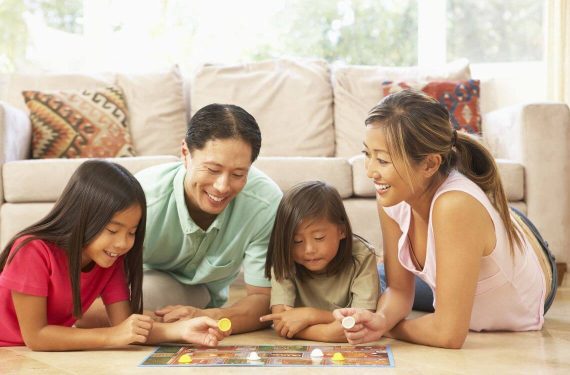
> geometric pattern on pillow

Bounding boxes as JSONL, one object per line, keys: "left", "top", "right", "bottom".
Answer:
{"left": 22, "top": 86, "right": 136, "bottom": 158}
{"left": 382, "top": 79, "right": 482, "bottom": 134}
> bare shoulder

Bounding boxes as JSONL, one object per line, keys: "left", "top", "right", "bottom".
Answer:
{"left": 432, "top": 191, "right": 495, "bottom": 253}
{"left": 432, "top": 191, "right": 488, "bottom": 221}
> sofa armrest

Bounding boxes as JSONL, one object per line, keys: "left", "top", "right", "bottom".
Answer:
{"left": 0, "top": 101, "right": 32, "bottom": 203}
{"left": 483, "top": 103, "right": 570, "bottom": 263}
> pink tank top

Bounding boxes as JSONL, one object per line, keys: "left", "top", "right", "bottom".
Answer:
{"left": 384, "top": 171, "right": 545, "bottom": 331}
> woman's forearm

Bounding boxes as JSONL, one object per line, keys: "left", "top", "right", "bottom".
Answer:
{"left": 389, "top": 313, "right": 467, "bottom": 349}
{"left": 375, "top": 287, "right": 414, "bottom": 332}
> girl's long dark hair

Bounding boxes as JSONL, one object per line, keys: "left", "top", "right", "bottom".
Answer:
{"left": 0, "top": 160, "right": 146, "bottom": 317}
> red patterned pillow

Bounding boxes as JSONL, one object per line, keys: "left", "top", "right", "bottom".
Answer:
{"left": 22, "top": 87, "right": 136, "bottom": 158}
{"left": 382, "top": 79, "right": 481, "bottom": 134}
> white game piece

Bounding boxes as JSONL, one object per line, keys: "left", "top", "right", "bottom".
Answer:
{"left": 310, "top": 348, "right": 324, "bottom": 358}
{"left": 247, "top": 352, "right": 261, "bottom": 361}
{"left": 342, "top": 316, "right": 356, "bottom": 329}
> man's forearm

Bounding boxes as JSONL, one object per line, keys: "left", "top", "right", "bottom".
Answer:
{"left": 200, "top": 294, "right": 271, "bottom": 334}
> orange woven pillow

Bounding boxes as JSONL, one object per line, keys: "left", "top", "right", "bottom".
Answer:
{"left": 382, "top": 79, "right": 481, "bottom": 134}
{"left": 22, "top": 86, "right": 136, "bottom": 158}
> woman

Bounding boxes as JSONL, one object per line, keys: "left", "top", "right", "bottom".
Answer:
{"left": 334, "top": 90, "right": 557, "bottom": 348}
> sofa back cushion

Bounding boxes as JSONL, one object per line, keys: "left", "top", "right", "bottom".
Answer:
{"left": 332, "top": 59, "right": 472, "bottom": 157}
{"left": 6, "top": 73, "right": 115, "bottom": 112}
{"left": 5, "top": 66, "right": 187, "bottom": 157}
{"left": 190, "top": 59, "right": 335, "bottom": 157}
{"left": 116, "top": 66, "right": 187, "bottom": 156}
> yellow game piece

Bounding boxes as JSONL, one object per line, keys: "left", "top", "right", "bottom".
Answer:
{"left": 332, "top": 352, "right": 345, "bottom": 361}
{"left": 178, "top": 353, "right": 192, "bottom": 364}
{"left": 218, "top": 318, "right": 232, "bottom": 332}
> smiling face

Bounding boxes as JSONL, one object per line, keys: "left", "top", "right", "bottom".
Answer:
{"left": 291, "top": 217, "right": 346, "bottom": 273}
{"left": 363, "top": 124, "right": 418, "bottom": 207}
{"left": 182, "top": 137, "right": 252, "bottom": 223}
{"left": 82, "top": 204, "right": 142, "bottom": 269}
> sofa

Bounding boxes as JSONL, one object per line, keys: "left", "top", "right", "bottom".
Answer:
{"left": 1, "top": 58, "right": 569, "bottom": 272}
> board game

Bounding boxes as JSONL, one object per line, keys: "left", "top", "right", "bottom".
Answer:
{"left": 140, "top": 344, "right": 394, "bottom": 367}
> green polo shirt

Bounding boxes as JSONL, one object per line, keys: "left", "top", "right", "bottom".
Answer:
{"left": 136, "top": 162, "right": 282, "bottom": 307}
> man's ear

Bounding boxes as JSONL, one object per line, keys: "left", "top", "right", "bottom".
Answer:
{"left": 423, "top": 154, "right": 442, "bottom": 178}
{"left": 181, "top": 141, "right": 191, "bottom": 167}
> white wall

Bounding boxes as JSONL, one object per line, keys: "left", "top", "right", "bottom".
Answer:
{"left": 472, "top": 61, "right": 548, "bottom": 114}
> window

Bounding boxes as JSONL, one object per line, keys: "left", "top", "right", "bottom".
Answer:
{"left": 447, "top": 0, "right": 544, "bottom": 63}
{"left": 0, "top": 0, "right": 545, "bottom": 73}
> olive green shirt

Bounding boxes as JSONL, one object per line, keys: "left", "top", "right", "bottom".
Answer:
{"left": 270, "top": 237, "right": 380, "bottom": 310}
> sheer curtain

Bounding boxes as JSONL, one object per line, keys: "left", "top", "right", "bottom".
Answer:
{"left": 546, "top": 0, "right": 570, "bottom": 106}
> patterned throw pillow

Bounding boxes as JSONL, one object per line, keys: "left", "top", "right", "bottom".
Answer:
{"left": 22, "top": 87, "right": 136, "bottom": 158}
{"left": 382, "top": 79, "right": 481, "bottom": 134}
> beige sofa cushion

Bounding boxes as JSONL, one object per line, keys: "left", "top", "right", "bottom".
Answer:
{"left": 5, "top": 73, "right": 114, "bottom": 113}
{"left": 117, "top": 66, "right": 187, "bottom": 156}
{"left": 191, "top": 59, "right": 335, "bottom": 157}
{"left": 350, "top": 154, "right": 524, "bottom": 201}
{"left": 3, "top": 156, "right": 179, "bottom": 202}
{"left": 5, "top": 67, "right": 187, "bottom": 157}
{"left": 333, "top": 59, "right": 472, "bottom": 158}
{"left": 254, "top": 157, "right": 352, "bottom": 198}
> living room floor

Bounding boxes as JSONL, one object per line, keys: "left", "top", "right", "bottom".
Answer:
{"left": 2, "top": 279, "right": 569, "bottom": 374}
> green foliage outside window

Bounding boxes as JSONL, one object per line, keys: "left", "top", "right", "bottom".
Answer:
{"left": 250, "top": 0, "right": 418, "bottom": 66}
{"left": 447, "top": 0, "right": 543, "bottom": 63}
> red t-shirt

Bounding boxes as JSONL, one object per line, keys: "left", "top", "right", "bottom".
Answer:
{"left": 0, "top": 238, "right": 130, "bottom": 346}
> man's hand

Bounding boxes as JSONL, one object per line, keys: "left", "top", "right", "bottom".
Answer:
{"left": 155, "top": 305, "right": 204, "bottom": 323}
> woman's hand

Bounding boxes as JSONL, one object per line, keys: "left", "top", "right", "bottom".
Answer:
{"left": 333, "top": 308, "right": 388, "bottom": 345}
{"left": 110, "top": 314, "right": 153, "bottom": 346}
{"left": 259, "top": 307, "right": 313, "bottom": 338}
{"left": 178, "top": 316, "right": 230, "bottom": 347}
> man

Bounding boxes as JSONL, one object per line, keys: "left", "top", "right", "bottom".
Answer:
{"left": 137, "top": 103, "right": 282, "bottom": 333}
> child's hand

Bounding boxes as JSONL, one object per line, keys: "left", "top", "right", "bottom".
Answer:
{"left": 110, "top": 314, "right": 153, "bottom": 346}
{"left": 333, "top": 308, "right": 387, "bottom": 344}
{"left": 260, "top": 308, "right": 312, "bottom": 338}
{"left": 178, "top": 316, "right": 229, "bottom": 347}
{"left": 155, "top": 305, "right": 204, "bottom": 323}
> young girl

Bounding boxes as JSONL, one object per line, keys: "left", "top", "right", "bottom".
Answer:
{"left": 334, "top": 90, "right": 557, "bottom": 348}
{"left": 0, "top": 160, "right": 228, "bottom": 350}
{"left": 260, "top": 181, "right": 380, "bottom": 342}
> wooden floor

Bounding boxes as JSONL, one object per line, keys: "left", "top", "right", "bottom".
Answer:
{"left": 2, "top": 283, "right": 569, "bottom": 374}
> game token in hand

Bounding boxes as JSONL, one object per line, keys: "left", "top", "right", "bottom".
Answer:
{"left": 178, "top": 354, "right": 192, "bottom": 364}
{"left": 218, "top": 317, "right": 232, "bottom": 332}
{"left": 341, "top": 316, "right": 356, "bottom": 329}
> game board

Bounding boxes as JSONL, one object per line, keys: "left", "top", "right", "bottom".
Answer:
{"left": 140, "top": 344, "right": 394, "bottom": 367}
